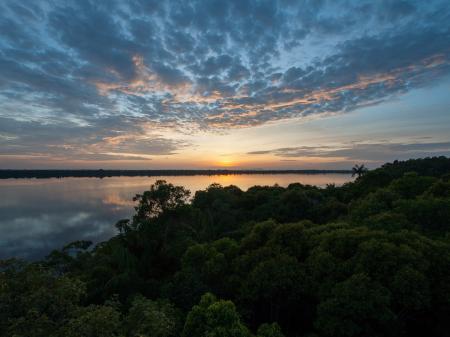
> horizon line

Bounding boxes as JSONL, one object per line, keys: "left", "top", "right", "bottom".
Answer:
{"left": 0, "top": 168, "right": 353, "bottom": 179}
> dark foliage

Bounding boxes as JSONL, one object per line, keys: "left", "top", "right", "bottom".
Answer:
{"left": 2, "top": 157, "right": 450, "bottom": 337}
{"left": 0, "top": 169, "right": 351, "bottom": 179}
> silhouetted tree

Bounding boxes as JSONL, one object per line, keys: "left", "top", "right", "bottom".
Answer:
{"left": 352, "top": 164, "right": 368, "bottom": 178}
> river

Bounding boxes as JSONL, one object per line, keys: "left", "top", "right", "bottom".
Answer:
{"left": 0, "top": 174, "right": 353, "bottom": 259}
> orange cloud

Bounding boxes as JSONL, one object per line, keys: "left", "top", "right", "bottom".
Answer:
{"left": 92, "top": 52, "right": 448, "bottom": 130}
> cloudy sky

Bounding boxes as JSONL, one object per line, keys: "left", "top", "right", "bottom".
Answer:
{"left": 0, "top": 0, "right": 449, "bottom": 169}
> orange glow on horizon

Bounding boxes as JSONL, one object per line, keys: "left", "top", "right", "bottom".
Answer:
{"left": 214, "top": 158, "right": 239, "bottom": 168}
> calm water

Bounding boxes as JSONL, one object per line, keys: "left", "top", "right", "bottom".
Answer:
{"left": 0, "top": 174, "right": 353, "bottom": 259}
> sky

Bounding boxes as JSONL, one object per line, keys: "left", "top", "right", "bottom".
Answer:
{"left": 0, "top": 0, "right": 449, "bottom": 169}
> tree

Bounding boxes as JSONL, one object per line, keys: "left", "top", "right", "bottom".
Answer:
{"left": 61, "top": 305, "right": 122, "bottom": 337}
{"left": 125, "top": 295, "right": 180, "bottom": 337}
{"left": 315, "top": 273, "right": 395, "bottom": 337}
{"left": 240, "top": 253, "right": 304, "bottom": 323}
{"left": 0, "top": 259, "right": 86, "bottom": 337}
{"left": 182, "top": 293, "right": 251, "bottom": 337}
{"left": 132, "top": 180, "right": 190, "bottom": 224}
{"left": 3, "top": 157, "right": 450, "bottom": 337}
{"left": 257, "top": 323, "right": 285, "bottom": 337}
{"left": 352, "top": 164, "right": 368, "bottom": 178}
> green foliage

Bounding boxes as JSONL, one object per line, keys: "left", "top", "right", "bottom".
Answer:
{"left": 125, "top": 295, "right": 181, "bottom": 337}
{"left": 0, "top": 259, "right": 85, "bottom": 337}
{"left": 315, "top": 273, "right": 395, "bottom": 337}
{"left": 257, "top": 323, "right": 285, "bottom": 337}
{"left": 61, "top": 305, "right": 122, "bottom": 337}
{"left": 388, "top": 172, "right": 436, "bottom": 198}
{"left": 3, "top": 157, "right": 450, "bottom": 337}
{"left": 350, "top": 188, "right": 400, "bottom": 222}
{"left": 395, "top": 197, "right": 450, "bottom": 232}
{"left": 182, "top": 293, "right": 251, "bottom": 337}
{"left": 129, "top": 179, "right": 191, "bottom": 226}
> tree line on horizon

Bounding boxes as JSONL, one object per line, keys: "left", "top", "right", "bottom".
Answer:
{"left": 1, "top": 156, "right": 450, "bottom": 337}
{"left": 0, "top": 169, "right": 352, "bottom": 179}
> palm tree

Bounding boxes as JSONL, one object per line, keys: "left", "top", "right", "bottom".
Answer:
{"left": 352, "top": 164, "right": 368, "bottom": 178}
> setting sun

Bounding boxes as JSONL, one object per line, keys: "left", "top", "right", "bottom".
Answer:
{"left": 216, "top": 158, "right": 237, "bottom": 168}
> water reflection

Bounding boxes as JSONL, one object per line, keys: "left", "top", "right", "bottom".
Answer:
{"left": 0, "top": 174, "right": 353, "bottom": 259}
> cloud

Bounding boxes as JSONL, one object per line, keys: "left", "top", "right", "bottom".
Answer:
{"left": 0, "top": 192, "right": 130, "bottom": 259}
{"left": 248, "top": 141, "right": 450, "bottom": 162}
{"left": 0, "top": 0, "right": 450, "bottom": 162}
{"left": 0, "top": 116, "right": 189, "bottom": 163}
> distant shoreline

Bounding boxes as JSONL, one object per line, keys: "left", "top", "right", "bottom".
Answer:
{"left": 0, "top": 169, "right": 352, "bottom": 179}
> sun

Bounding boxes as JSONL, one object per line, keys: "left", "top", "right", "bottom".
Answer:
{"left": 217, "top": 158, "right": 236, "bottom": 168}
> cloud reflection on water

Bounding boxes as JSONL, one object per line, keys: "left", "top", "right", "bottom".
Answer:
{"left": 0, "top": 174, "right": 352, "bottom": 259}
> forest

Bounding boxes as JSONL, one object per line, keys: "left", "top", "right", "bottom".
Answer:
{"left": 0, "top": 169, "right": 351, "bottom": 179}
{"left": 1, "top": 157, "right": 450, "bottom": 337}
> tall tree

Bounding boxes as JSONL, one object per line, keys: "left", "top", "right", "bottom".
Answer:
{"left": 352, "top": 164, "right": 368, "bottom": 178}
